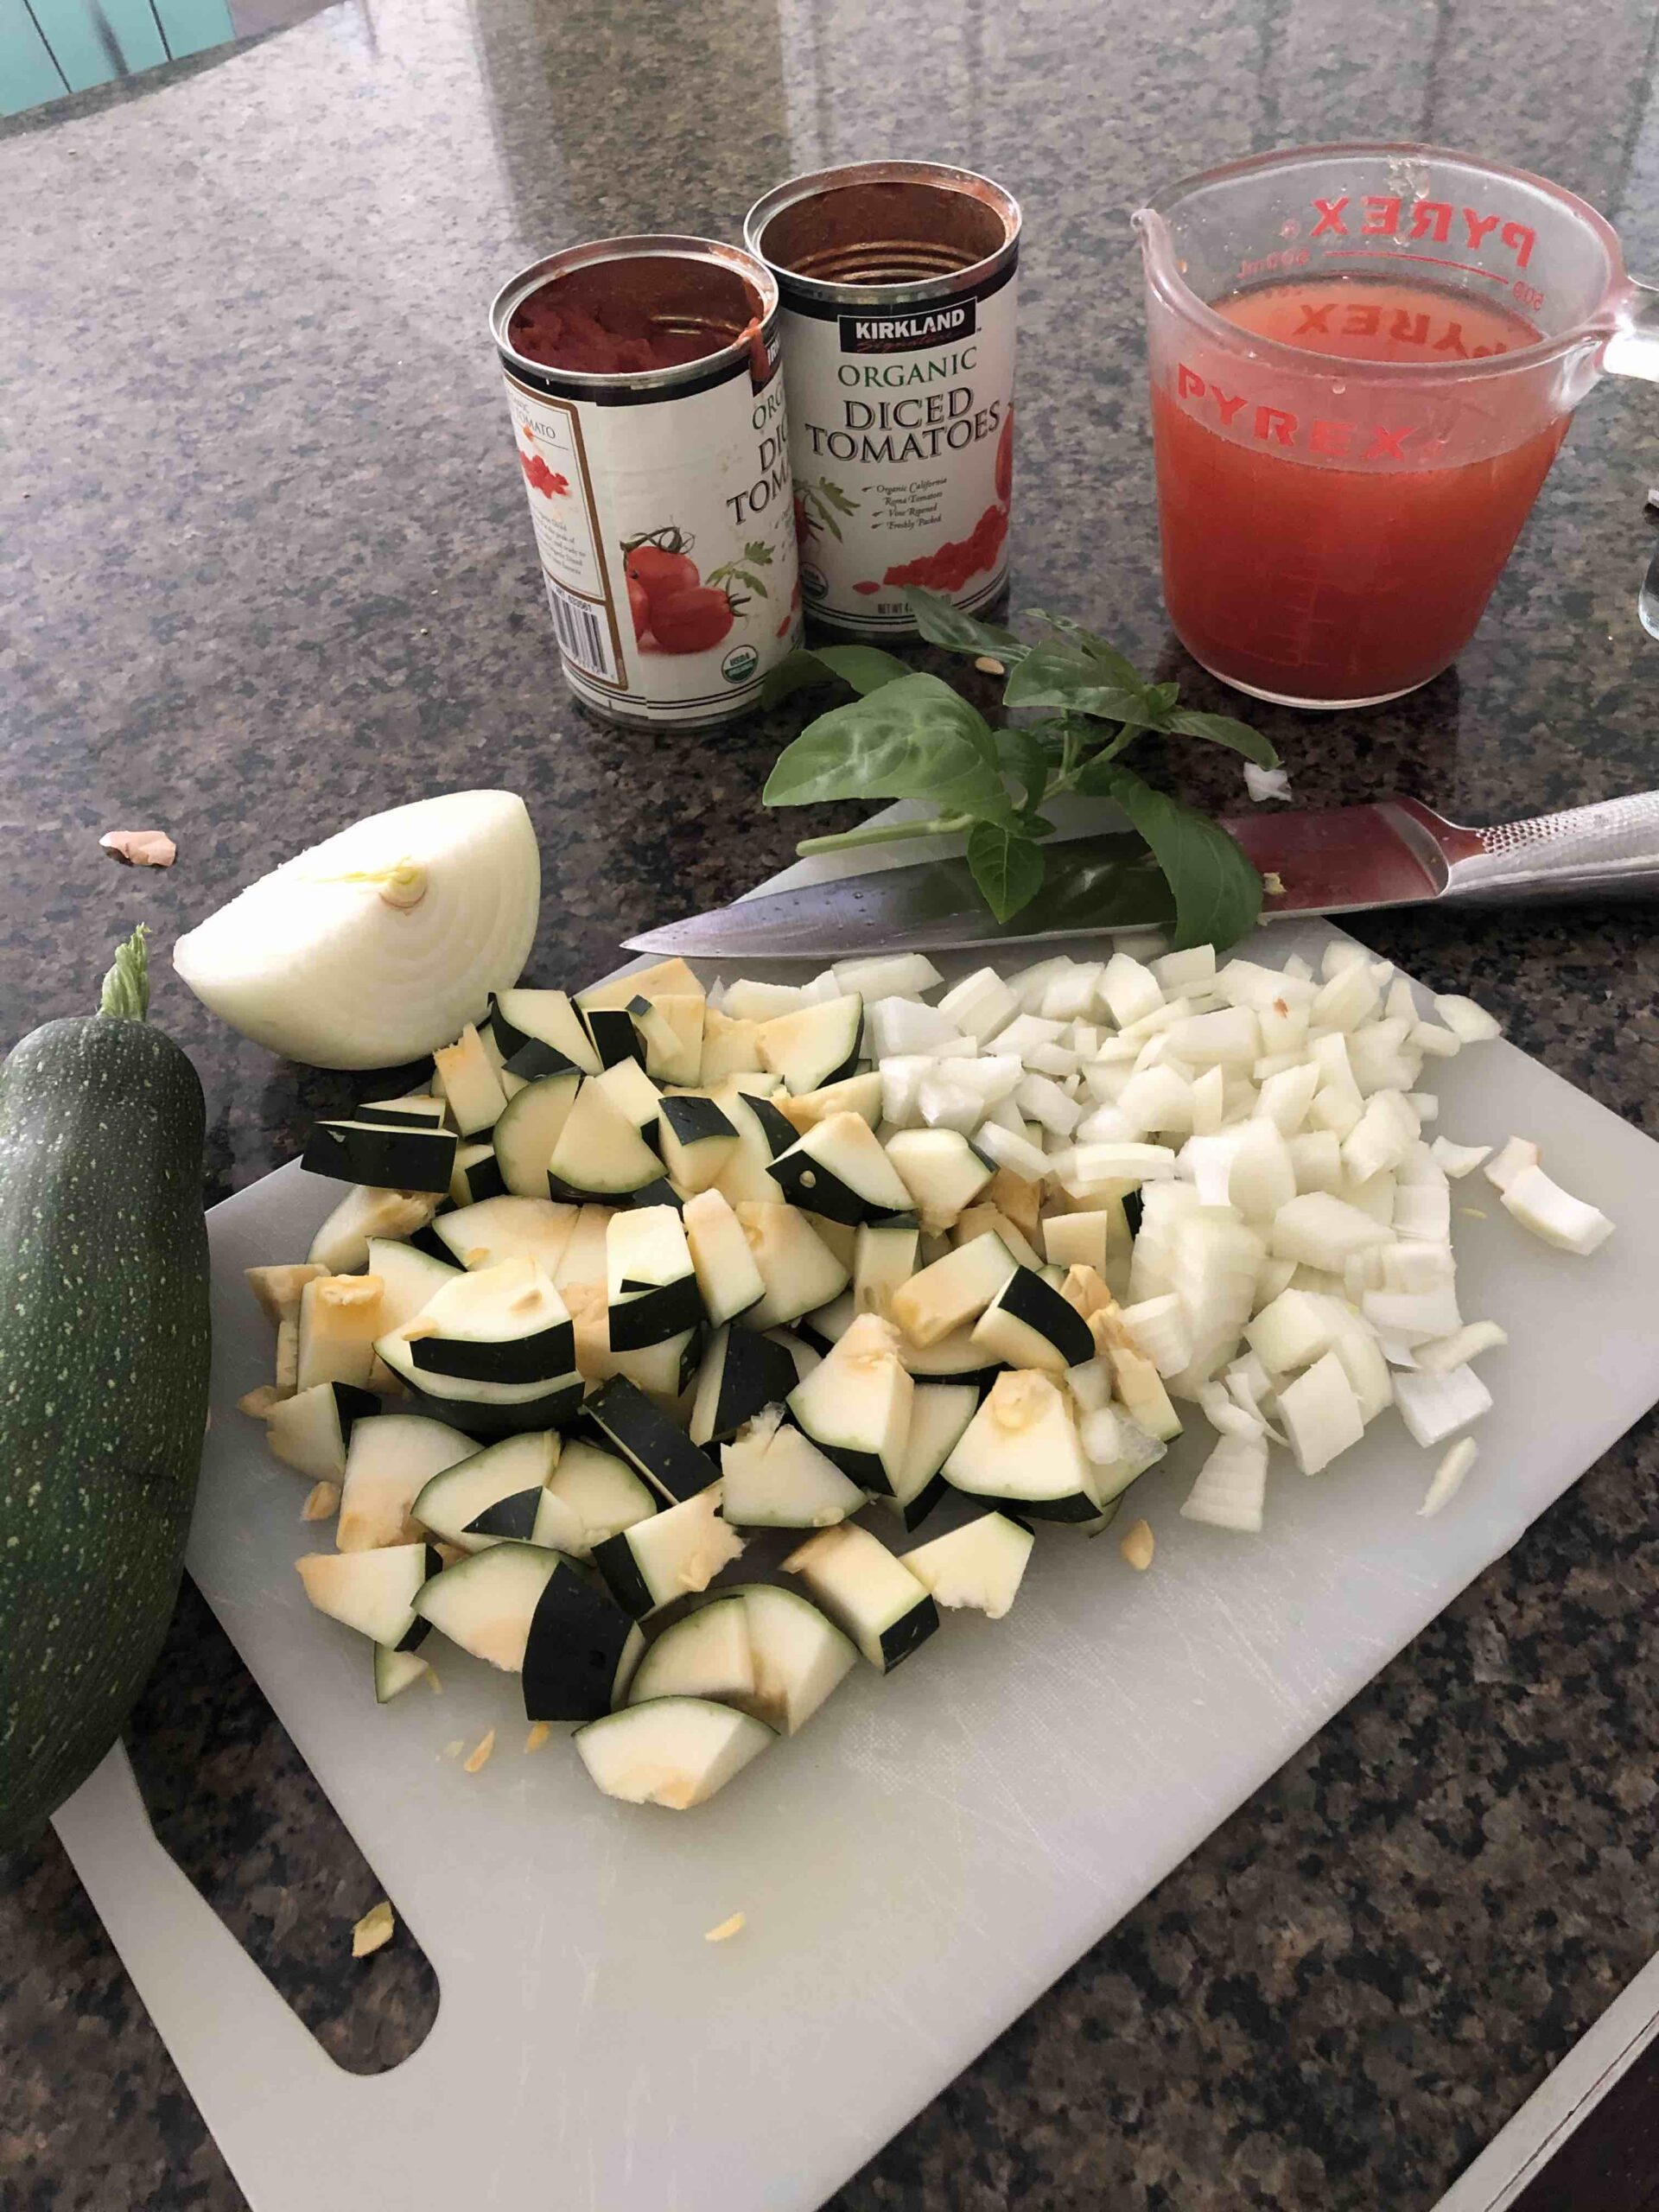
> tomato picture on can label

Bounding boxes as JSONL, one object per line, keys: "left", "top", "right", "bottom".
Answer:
{"left": 622, "top": 529, "right": 780, "bottom": 656}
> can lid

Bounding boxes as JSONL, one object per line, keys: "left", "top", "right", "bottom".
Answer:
{"left": 490, "top": 235, "right": 780, "bottom": 397}
{"left": 744, "top": 162, "right": 1020, "bottom": 308}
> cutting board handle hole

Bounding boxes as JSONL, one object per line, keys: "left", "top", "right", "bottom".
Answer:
{"left": 122, "top": 1579, "right": 439, "bottom": 2075}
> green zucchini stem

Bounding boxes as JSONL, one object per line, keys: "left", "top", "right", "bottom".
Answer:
{"left": 99, "top": 925, "right": 151, "bottom": 1021}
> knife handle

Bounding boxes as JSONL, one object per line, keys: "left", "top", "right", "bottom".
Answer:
{"left": 1442, "top": 791, "right": 1659, "bottom": 903}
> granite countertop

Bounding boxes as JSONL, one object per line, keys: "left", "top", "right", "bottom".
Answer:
{"left": 4, "top": 0, "right": 1659, "bottom": 2204}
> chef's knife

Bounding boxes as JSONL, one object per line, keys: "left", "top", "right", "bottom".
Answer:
{"left": 626, "top": 791, "right": 1659, "bottom": 960}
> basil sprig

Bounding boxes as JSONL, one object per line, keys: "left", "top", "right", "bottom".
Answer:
{"left": 760, "top": 591, "right": 1279, "bottom": 950}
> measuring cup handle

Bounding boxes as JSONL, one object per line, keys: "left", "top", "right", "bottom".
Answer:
{"left": 1443, "top": 791, "right": 1659, "bottom": 901}
{"left": 1600, "top": 277, "right": 1659, "bottom": 382}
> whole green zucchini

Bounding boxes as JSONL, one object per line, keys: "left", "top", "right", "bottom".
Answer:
{"left": 0, "top": 929, "right": 211, "bottom": 1847}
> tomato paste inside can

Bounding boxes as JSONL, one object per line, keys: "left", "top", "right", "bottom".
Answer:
{"left": 746, "top": 162, "right": 1020, "bottom": 638}
{"left": 491, "top": 237, "right": 801, "bottom": 731}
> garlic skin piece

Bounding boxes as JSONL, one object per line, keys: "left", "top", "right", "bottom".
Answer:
{"left": 99, "top": 828, "right": 177, "bottom": 867}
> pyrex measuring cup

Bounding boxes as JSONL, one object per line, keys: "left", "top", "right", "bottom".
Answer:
{"left": 1134, "top": 143, "right": 1659, "bottom": 709}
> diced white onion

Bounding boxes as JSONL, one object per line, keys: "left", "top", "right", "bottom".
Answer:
{"left": 1015, "top": 1072, "right": 1083, "bottom": 1136}
{"left": 832, "top": 952, "right": 942, "bottom": 1000}
{"left": 1500, "top": 1164, "right": 1613, "bottom": 1255}
{"left": 1419, "top": 1438, "right": 1478, "bottom": 1516}
{"left": 1393, "top": 1363, "right": 1492, "bottom": 1446}
{"left": 1484, "top": 1136, "right": 1541, "bottom": 1192}
{"left": 1243, "top": 762, "right": 1294, "bottom": 804}
{"left": 1268, "top": 1192, "right": 1394, "bottom": 1269}
{"left": 1431, "top": 1137, "right": 1491, "bottom": 1179}
{"left": 1119, "top": 1293, "right": 1193, "bottom": 1378}
{"left": 1415, "top": 1321, "right": 1509, "bottom": 1374}
{"left": 1099, "top": 952, "right": 1165, "bottom": 1028}
{"left": 1180, "top": 1432, "right": 1268, "bottom": 1532}
{"left": 1433, "top": 994, "right": 1503, "bottom": 1042}
{"left": 1277, "top": 1350, "right": 1365, "bottom": 1473}
{"left": 973, "top": 1122, "right": 1048, "bottom": 1183}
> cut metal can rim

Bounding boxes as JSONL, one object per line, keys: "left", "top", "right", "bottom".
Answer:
{"left": 743, "top": 160, "right": 1022, "bottom": 309}
{"left": 489, "top": 233, "right": 780, "bottom": 401}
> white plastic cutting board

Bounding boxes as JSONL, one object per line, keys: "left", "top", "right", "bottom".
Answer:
{"left": 52, "top": 858, "right": 1659, "bottom": 2212}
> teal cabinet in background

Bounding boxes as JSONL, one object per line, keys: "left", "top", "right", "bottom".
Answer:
{"left": 2, "top": 0, "right": 235, "bottom": 114}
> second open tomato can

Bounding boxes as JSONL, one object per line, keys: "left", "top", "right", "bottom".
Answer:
{"left": 745, "top": 160, "right": 1021, "bottom": 638}
{"left": 490, "top": 236, "right": 803, "bottom": 730}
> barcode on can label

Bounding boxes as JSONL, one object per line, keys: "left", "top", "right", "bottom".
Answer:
{"left": 543, "top": 574, "right": 618, "bottom": 680}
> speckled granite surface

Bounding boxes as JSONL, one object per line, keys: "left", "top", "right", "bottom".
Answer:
{"left": 3, "top": 0, "right": 1659, "bottom": 2205}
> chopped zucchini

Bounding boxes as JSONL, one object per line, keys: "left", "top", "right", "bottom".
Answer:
{"left": 492, "top": 1073, "right": 582, "bottom": 1198}
{"left": 399, "top": 1259, "right": 574, "bottom": 1385}
{"left": 433, "top": 1195, "right": 578, "bottom": 1275}
{"left": 574, "top": 1697, "right": 772, "bottom": 1809}
{"left": 413, "top": 1431, "right": 560, "bottom": 1551}
{"left": 584, "top": 1375, "right": 720, "bottom": 1504}
{"left": 364, "top": 1237, "right": 461, "bottom": 1333}
{"left": 681, "top": 1187, "right": 765, "bottom": 1326}
{"left": 770, "top": 1111, "right": 914, "bottom": 1225}
{"left": 432, "top": 1023, "right": 508, "bottom": 1135}
{"left": 758, "top": 995, "right": 863, "bottom": 1094}
{"left": 889, "top": 1230, "right": 1015, "bottom": 1349}
{"left": 337, "top": 1413, "right": 476, "bottom": 1550}
{"left": 786, "top": 1312, "right": 912, "bottom": 1495}
{"left": 548, "top": 1079, "right": 663, "bottom": 1199}
{"left": 520, "top": 1556, "right": 639, "bottom": 1722}
{"left": 944, "top": 1371, "right": 1099, "bottom": 1521}
{"left": 852, "top": 1217, "right": 921, "bottom": 1318}
{"left": 591, "top": 1484, "right": 746, "bottom": 1618}
{"left": 970, "top": 1267, "right": 1096, "bottom": 1373}
{"left": 266, "top": 1380, "right": 378, "bottom": 1480}
{"left": 308, "top": 1185, "right": 440, "bottom": 1274}
{"left": 781, "top": 1521, "right": 938, "bottom": 1672}
{"left": 735, "top": 1202, "right": 849, "bottom": 1330}
{"left": 411, "top": 1541, "right": 562, "bottom": 1670}
{"left": 449, "top": 1142, "right": 507, "bottom": 1207}
{"left": 297, "top": 1273, "right": 386, "bottom": 1390}
{"left": 688, "top": 1324, "right": 799, "bottom": 1446}
{"left": 629, "top": 993, "right": 704, "bottom": 1085}
{"left": 302, "top": 1119, "right": 456, "bottom": 1195}
{"left": 491, "top": 987, "right": 601, "bottom": 1078}
{"left": 903, "top": 1511, "right": 1033, "bottom": 1618}
{"left": 540, "top": 1438, "right": 658, "bottom": 1557}
{"left": 725, "top": 1584, "right": 858, "bottom": 1733}
{"left": 719, "top": 1404, "right": 867, "bottom": 1528}
{"left": 885, "top": 1128, "right": 995, "bottom": 1231}
{"left": 656, "top": 1094, "right": 738, "bottom": 1192}
{"left": 296, "top": 1541, "right": 440, "bottom": 1649}
{"left": 625, "top": 1594, "right": 755, "bottom": 1708}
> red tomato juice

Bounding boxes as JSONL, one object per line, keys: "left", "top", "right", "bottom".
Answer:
{"left": 1151, "top": 276, "right": 1568, "bottom": 703}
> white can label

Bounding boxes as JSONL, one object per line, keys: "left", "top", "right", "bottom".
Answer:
{"left": 779, "top": 264, "right": 1017, "bottom": 633}
{"left": 504, "top": 353, "right": 802, "bottom": 724}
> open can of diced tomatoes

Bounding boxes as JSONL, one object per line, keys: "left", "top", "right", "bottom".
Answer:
{"left": 490, "top": 237, "right": 802, "bottom": 729}
{"left": 744, "top": 161, "right": 1020, "bottom": 638}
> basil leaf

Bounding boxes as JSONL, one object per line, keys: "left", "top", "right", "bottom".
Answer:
{"left": 905, "top": 588, "right": 1030, "bottom": 664}
{"left": 761, "top": 645, "right": 912, "bottom": 709}
{"left": 966, "top": 823, "right": 1046, "bottom": 923}
{"left": 763, "top": 672, "right": 1017, "bottom": 823}
{"left": 1003, "top": 645, "right": 1159, "bottom": 725}
{"left": 1166, "top": 707, "right": 1281, "bottom": 767}
{"left": 1087, "top": 762, "right": 1264, "bottom": 950}
{"left": 1024, "top": 609, "right": 1145, "bottom": 693}
{"left": 994, "top": 725, "right": 1051, "bottom": 818}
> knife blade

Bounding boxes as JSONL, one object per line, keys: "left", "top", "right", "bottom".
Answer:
{"left": 624, "top": 799, "right": 1453, "bottom": 959}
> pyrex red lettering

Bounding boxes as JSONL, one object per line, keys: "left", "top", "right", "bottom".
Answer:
{"left": 1308, "top": 419, "right": 1353, "bottom": 455}
{"left": 1463, "top": 210, "right": 1500, "bottom": 248}
{"left": 1211, "top": 386, "right": 1248, "bottom": 427}
{"left": 1502, "top": 220, "right": 1535, "bottom": 268}
{"left": 1255, "top": 405, "right": 1296, "bottom": 445}
{"left": 1178, "top": 363, "right": 1206, "bottom": 399}
{"left": 1295, "top": 303, "right": 1334, "bottom": 334}
{"left": 1311, "top": 197, "right": 1350, "bottom": 237}
{"left": 1363, "top": 195, "right": 1402, "bottom": 235}
{"left": 1363, "top": 425, "right": 1413, "bottom": 461}
{"left": 1344, "top": 305, "right": 1382, "bottom": 336}
{"left": 1432, "top": 324, "right": 1468, "bottom": 357}
{"left": 1408, "top": 200, "right": 1452, "bottom": 243}
{"left": 1389, "top": 312, "right": 1430, "bottom": 345}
